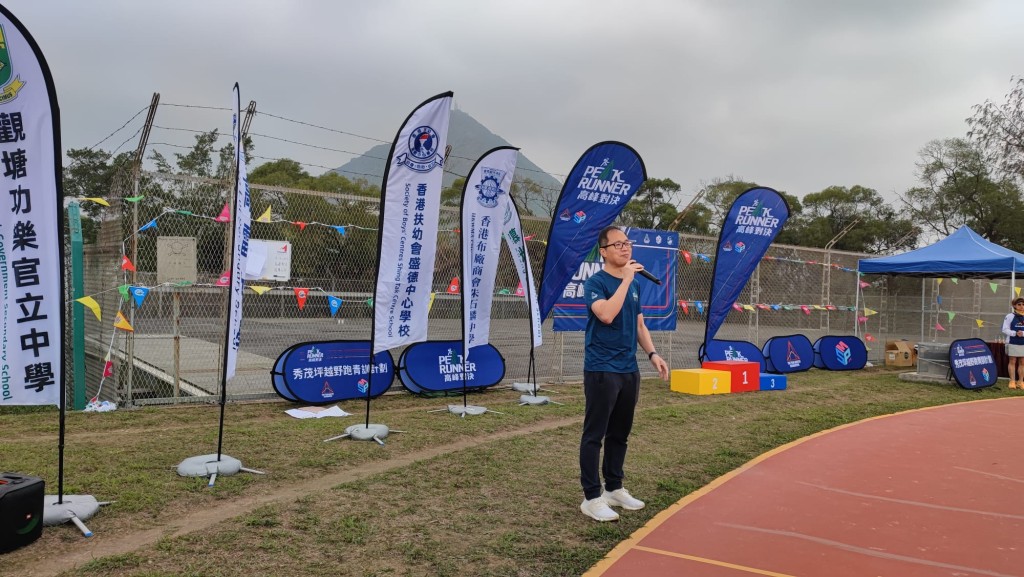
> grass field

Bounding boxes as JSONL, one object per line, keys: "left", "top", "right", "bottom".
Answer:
{"left": 1, "top": 366, "right": 1017, "bottom": 577}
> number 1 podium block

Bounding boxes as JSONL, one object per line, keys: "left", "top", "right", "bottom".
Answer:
{"left": 671, "top": 368, "right": 731, "bottom": 395}
{"left": 701, "top": 360, "right": 760, "bottom": 393}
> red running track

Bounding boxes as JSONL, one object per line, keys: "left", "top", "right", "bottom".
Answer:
{"left": 585, "top": 398, "right": 1024, "bottom": 577}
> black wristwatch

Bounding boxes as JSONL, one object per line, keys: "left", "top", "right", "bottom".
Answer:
{"left": 648, "top": 351, "right": 658, "bottom": 360}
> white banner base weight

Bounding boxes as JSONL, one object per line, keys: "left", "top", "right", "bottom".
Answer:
{"left": 324, "top": 424, "right": 400, "bottom": 445}
{"left": 519, "top": 394, "right": 563, "bottom": 406}
{"left": 428, "top": 404, "right": 503, "bottom": 418}
{"left": 43, "top": 494, "right": 107, "bottom": 537}
{"left": 177, "top": 454, "right": 265, "bottom": 487}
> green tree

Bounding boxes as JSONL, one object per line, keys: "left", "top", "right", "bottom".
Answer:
{"left": 698, "top": 177, "right": 802, "bottom": 237}
{"left": 787, "top": 185, "right": 918, "bottom": 253}
{"left": 967, "top": 76, "right": 1024, "bottom": 184}
{"left": 901, "top": 138, "right": 1024, "bottom": 249}
{"left": 63, "top": 147, "right": 134, "bottom": 243}
{"left": 618, "top": 177, "right": 680, "bottom": 230}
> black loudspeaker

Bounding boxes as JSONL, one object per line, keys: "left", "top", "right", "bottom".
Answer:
{"left": 0, "top": 472, "right": 44, "bottom": 553}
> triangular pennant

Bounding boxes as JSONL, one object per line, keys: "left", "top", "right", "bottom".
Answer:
{"left": 800, "top": 305, "right": 810, "bottom": 315}
{"left": 102, "top": 360, "right": 113, "bottom": 378}
{"left": 333, "top": 226, "right": 346, "bottom": 236}
{"left": 935, "top": 322, "right": 945, "bottom": 331}
{"left": 947, "top": 311, "right": 956, "bottom": 322}
{"left": 859, "top": 281, "right": 871, "bottom": 289}
{"left": 257, "top": 206, "right": 272, "bottom": 222}
{"left": 990, "top": 282, "right": 999, "bottom": 293}
{"left": 447, "top": 277, "right": 460, "bottom": 294}
{"left": 864, "top": 333, "right": 875, "bottom": 342}
{"left": 117, "top": 284, "right": 130, "bottom": 300}
{"left": 682, "top": 250, "right": 692, "bottom": 265}
{"left": 937, "top": 278, "right": 943, "bottom": 285}
{"left": 114, "top": 311, "right": 134, "bottom": 332}
{"left": 130, "top": 286, "right": 150, "bottom": 308}
{"left": 1017, "top": 286, "right": 1022, "bottom": 297}
{"left": 75, "top": 296, "right": 102, "bottom": 321}
{"left": 936, "top": 295, "right": 942, "bottom": 305}
{"left": 215, "top": 271, "right": 230, "bottom": 286}
{"left": 756, "top": 303, "right": 769, "bottom": 310}
{"left": 770, "top": 304, "right": 781, "bottom": 311}
{"left": 83, "top": 197, "right": 110, "bottom": 206}
{"left": 732, "top": 302, "right": 743, "bottom": 312}
{"left": 138, "top": 219, "right": 157, "bottom": 232}
{"left": 215, "top": 203, "right": 231, "bottom": 223}
{"left": 515, "top": 281, "right": 525, "bottom": 297}
{"left": 497, "top": 288, "right": 511, "bottom": 295}
{"left": 524, "top": 234, "right": 536, "bottom": 241}
{"left": 124, "top": 195, "right": 144, "bottom": 203}
{"left": 864, "top": 308, "right": 877, "bottom": 316}
{"left": 976, "top": 319, "right": 985, "bottom": 328}
{"left": 249, "top": 285, "right": 272, "bottom": 295}
{"left": 104, "top": 351, "right": 111, "bottom": 362}
{"left": 428, "top": 292, "right": 437, "bottom": 312}
{"left": 950, "top": 278, "right": 958, "bottom": 284}
{"left": 328, "top": 295, "right": 342, "bottom": 317}
{"left": 120, "top": 255, "right": 136, "bottom": 272}
{"left": 366, "top": 298, "right": 373, "bottom": 307}
{"left": 742, "top": 304, "right": 755, "bottom": 311}
{"left": 680, "top": 300, "right": 689, "bottom": 314}
{"left": 294, "top": 221, "right": 307, "bottom": 231}
{"left": 858, "top": 315, "right": 868, "bottom": 323}
{"left": 695, "top": 301, "right": 705, "bottom": 315}
{"left": 294, "top": 288, "right": 309, "bottom": 310}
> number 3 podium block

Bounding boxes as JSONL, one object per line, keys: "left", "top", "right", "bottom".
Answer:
{"left": 671, "top": 368, "right": 731, "bottom": 395}
{"left": 701, "top": 360, "right": 760, "bottom": 393}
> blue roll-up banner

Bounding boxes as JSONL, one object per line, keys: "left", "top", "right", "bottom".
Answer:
{"left": 762, "top": 334, "right": 815, "bottom": 374}
{"left": 538, "top": 141, "right": 646, "bottom": 321}
{"left": 271, "top": 341, "right": 395, "bottom": 404}
{"left": 698, "top": 339, "right": 766, "bottom": 372}
{"left": 949, "top": 338, "right": 997, "bottom": 390}
{"left": 704, "top": 187, "right": 790, "bottom": 346}
{"left": 398, "top": 340, "right": 505, "bottom": 394}
{"left": 553, "top": 228, "right": 678, "bottom": 331}
{"left": 812, "top": 336, "right": 867, "bottom": 370}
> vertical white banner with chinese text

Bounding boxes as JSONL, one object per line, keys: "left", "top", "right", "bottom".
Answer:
{"left": 225, "top": 84, "right": 251, "bottom": 380}
{"left": 0, "top": 7, "right": 63, "bottom": 406}
{"left": 461, "top": 146, "right": 518, "bottom": 358}
{"left": 501, "top": 192, "right": 542, "bottom": 348}
{"left": 373, "top": 92, "right": 452, "bottom": 354}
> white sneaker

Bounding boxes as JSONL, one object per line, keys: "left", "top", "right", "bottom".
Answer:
{"left": 580, "top": 497, "right": 619, "bottom": 522}
{"left": 602, "top": 487, "right": 645, "bottom": 510}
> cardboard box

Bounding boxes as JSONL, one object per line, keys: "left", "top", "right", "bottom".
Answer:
{"left": 885, "top": 340, "right": 915, "bottom": 367}
{"left": 671, "top": 368, "right": 731, "bottom": 395}
{"left": 702, "top": 360, "right": 760, "bottom": 392}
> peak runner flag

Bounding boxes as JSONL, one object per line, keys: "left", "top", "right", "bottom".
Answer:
{"left": 502, "top": 194, "right": 542, "bottom": 348}
{"left": 704, "top": 187, "right": 789, "bottom": 345}
{"left": 373, "top": 92, "right": 452, "bottom": 354}
{"left": 225, "top": 83, "right": 252, "bottom": 381}
{"left": 462, "top": 146, "right": 519, "bottom": 358}
{"left": 538, "top": 141, "right": 646, "bottom": 320}
{"left": 0, "top": 6, "right": 64, "bottom": 406}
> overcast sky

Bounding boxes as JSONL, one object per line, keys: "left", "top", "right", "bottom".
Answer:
{"left": 5, "top": 0, "right": 1023, "bottom": 206}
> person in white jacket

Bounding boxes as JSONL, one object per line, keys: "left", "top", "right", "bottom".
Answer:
{"left": 1000, "top": 297, "right": 1024, "bottom": 389}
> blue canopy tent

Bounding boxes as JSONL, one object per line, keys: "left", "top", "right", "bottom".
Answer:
{"left": 857, "top": 225, "right": 1024, "bottom": 341}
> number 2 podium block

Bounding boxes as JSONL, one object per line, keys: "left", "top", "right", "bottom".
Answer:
{"left": 670, "top": 368, "right": 731, "bottom": 395}
{"left": 701, "top": 360, "right": 760, "bottom": 393}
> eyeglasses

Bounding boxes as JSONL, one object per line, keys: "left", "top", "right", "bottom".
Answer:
{"left": 600, "top": 240, "right": 634, "bottom": 250}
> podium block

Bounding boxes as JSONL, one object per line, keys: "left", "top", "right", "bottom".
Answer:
{"left": 759, "top": 373, "right": 788, "bottom": 391}
{"left": 702, "top": 360, "right": 760, "bottom": 393}
{"left": 671, "top": 368, "right": 731, "bottom": 395}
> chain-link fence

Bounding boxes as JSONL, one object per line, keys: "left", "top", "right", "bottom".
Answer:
{"left": 68, "top": 170, "right": 1021, "bottom": 406}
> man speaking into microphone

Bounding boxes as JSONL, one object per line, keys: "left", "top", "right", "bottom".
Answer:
{"left": 578, "top": 225, "right": 670, "bottom": 522}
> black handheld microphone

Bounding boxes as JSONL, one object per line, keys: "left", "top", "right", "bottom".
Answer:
{"left": 637, "top": 269, "right": 662, "bottom": 285}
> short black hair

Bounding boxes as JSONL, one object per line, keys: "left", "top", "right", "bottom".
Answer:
{"left": 598, "top": 225, "right": 622, "bottom": 248}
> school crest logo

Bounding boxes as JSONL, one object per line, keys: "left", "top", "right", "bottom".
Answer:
{"left": 475, "top": 167, "right": 506, "bottom": 208}
{"left": 396, "top": 125, "right": 444, "bottom": 172}
{"left": 0, "top": 25, "right": 26, "bottom": 105}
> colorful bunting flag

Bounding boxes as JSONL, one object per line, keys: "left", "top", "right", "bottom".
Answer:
{"left": 935, "top": 322, "right": 945, "bottom": 331}
{"left": 366, "top": 298, "right": 373, "bottom": 307}
{"left": 257, "top": 206, "right": 272, "bottom": 222}
{"left": 117, "top": 284, "right": 130, "bottom": 300}
{"left": 249, "top": 285, "right": 272, "bottom": 295}
{"left": 138, "top": 219, "right": 157, "bottom": 232}
{"left": 695, "top": 301, "right": 704, "bottom": 315}
{"left": 333, "top": 226, "right": 346, "bottom": 236}
{"left": 328, "top": 295, "right": 342, "bottom": 317}
{"left": 294, "top": 288, "right": 308, "bottom": 310}
{"left": 130, "top": 286, "right": 149, "bottom": 308}
{"left": 679, "top": 300, "right": 689, "bottom": 314}
{"left": 294, "top": 221, "right": 307, "bottom": 231}
{"left": 113, "top": 311, "right": 133, "bottom": 332}
{"left": 124, "top": 195, "right": 144, "bottom": 203}
{"left": 515, "top": 281, "right": 524, "bottom": 297}
{"left": 216, "top": 271, "right": 230, "bottom": 286}
{"left": 83, "top": 197, "right": 109, "bottom": 206}
{"left": 102, "top": 360, "right": 113, "bottom": 378}
{"left": 864, "top": 308, "right": 877, "bottom": 316}
{"left": 497, "top": 289, "right": 511, "bottom": 295}
{"left": 682, "top": 250, "right": 691, "bottom": 265}
{"left": 120, "top": 255, "right": 135, "bottom": 272}
{"left": 742, "top": 304, "right": 755, "bottom": 311}
{"left": 1017, "top": 286, "right": 1022, "bottom": 297}
{"left": 75, "top": 296, "right": 102, "bottom": 321}
{"left": 732, "top": 302, "right": 743, "bottom": 312}
{"left": 947, "top": 311, "right": 955, "bottom": 322}
{"left": 859, "top": 281, "right": 870, "bottom": 288}
{"left": 428, "top": 292, "right": 437, "bottom": 312}
{"left": 447, "top": 277, "right": 460, "bottom": 295}
{"left": 937, "top": 278, "right": 943, "bottom": 285}
{"left": 215, "top": 203, "right": 231, "bottom": 223}
{"left": 977, "top": 319, "right": 985, "bottom": 328}
{"left": 800, "top": 305, "right": 810, "bottom": 315}
{"left": 864, "top": 333, "right": 875, "bottom": 342}
{"left": 990, "top": 283, "right": 999, "bottom": 293}
{"left": 936, "top": 295, "right": 942, "bottom": 305}
{"left": 858, "top": 316, "right": 868, "bottom": 323}
{"left": 950, "top": 278, "right": 958, "bottom": 284}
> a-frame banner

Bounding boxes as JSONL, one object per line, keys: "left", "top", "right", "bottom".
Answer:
{"left": 0, "top": 6, "right": 64, "bottom": 406}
